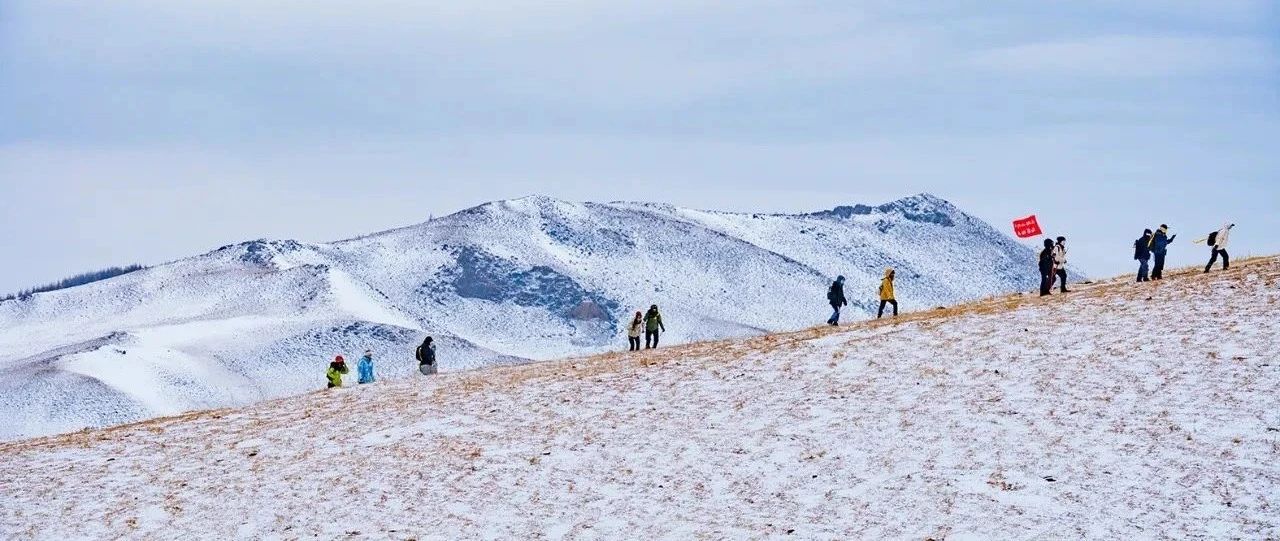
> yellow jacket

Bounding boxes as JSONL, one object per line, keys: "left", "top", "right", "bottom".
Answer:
{"left": 879, "top": 269, "right": 895, "bottom": 301}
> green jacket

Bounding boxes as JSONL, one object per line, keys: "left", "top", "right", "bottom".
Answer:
{"left": 644, "top": 310, "right": 665, "bottom": 332}
{"left": 326, "top": 363, "right": 349, "bottom": 388}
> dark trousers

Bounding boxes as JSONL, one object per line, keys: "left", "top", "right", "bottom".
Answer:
{"left": 1206, "top": 249, "right": 1229, "bottom": 272}
{"left": 1054, "top": 268, "right": 1068, "bottom": 292}
{"left": 828, "top": 304, "right": 841, "bottom": 325}
{"left": 628, "top": 336, "right": 641, "bottom": 351}
{"left": 1040, "top": 270, "right": 1053, "bottom": 296}
{"left": 1137, "top": 258, "right": 1149, "bottom": 282}
{"left": 645, "top": 330, "right": 660, "bottom": 349}
{"left": 877, "top": 299, "right": 898, "bottom": 318}
{"left": 1152, "top": 252, "right": 1167, "bottom": 279}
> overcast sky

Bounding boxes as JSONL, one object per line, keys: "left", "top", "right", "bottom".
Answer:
{"left": 2, "top": 0, "right": 1277, "bottom": 294}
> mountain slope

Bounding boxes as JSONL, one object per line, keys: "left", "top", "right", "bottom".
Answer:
{"left": 0, "top": 193, "right": 1044, "bottom": 440}
{"left": 2, "top": 257, "right": 1275, "bottom": 539}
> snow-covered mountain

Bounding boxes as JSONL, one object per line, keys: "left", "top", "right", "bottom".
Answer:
{"left": 0, "top": 193, "right": 1043, "bottom": 440}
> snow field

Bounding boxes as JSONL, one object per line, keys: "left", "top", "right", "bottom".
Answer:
{"left": 2, "top": 257, "right": 1276, "bottom": 539}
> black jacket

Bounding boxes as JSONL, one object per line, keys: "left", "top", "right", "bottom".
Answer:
{"left": 416, "top": 342, "right": 436, "bottom": 365}
{"left": 828, "top": 281, "right": 847, "bottom": 307}
{"left": 1039, "top": 247, "right": 1055, "bottom": 273}
{"left": 1134, "top": 234, "right": 1152, "bottom": 260}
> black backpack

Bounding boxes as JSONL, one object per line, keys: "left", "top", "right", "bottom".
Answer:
{"left": 1207, "top": 231, "right": 1218, "bottom": 247}
{"left": 827, "top": 283, "right": 839, "bottom": 302}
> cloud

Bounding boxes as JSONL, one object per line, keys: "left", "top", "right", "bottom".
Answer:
{"left": 967, "top": 35, "right": 1275, "bottom": 77}
{"left": 0, "top": 0, "right": 1277, "bottom": 290}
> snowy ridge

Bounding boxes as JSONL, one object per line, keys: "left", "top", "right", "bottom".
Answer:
{"left": 1, "top": 257, "right": 1275, "bottom": 539}
{"left": 0, "top": 193, "right": 1043, "bottom": 440}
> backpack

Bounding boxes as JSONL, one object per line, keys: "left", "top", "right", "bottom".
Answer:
{"left": 827, "top": 284, "right": 839, "bottom": 302}
{"left": 1207, "top": 231, "right": 1218, "bottom": 247}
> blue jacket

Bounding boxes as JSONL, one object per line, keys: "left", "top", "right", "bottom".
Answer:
{"left": 357, "top": 355, "right": 375, "bottom": 384}
{"left": 1149, "top": 229, "right": 1176, "bottom": 255}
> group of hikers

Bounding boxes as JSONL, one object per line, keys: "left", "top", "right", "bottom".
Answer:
{"left": 626, "top": 304, "right": 667, "bottom": 351}
{"left": 323, "top": 223, "right": 1240, "bottom": 387}
{"left": 324, "top": 336, "right": 438, "bottom": 388}
{"left": 1133, "top": 223, "right": 1235, "bottom": 282}
{"left": 1037, "top": 236, "right": 1072, "bottom": 296}
{"left": 830, "top": 222, "right": 1239, "bottom": 325}
{"left": 825, "top": 267, "right": 899, "bottom": 326}
{"left": 1036, "top": 223, "right": 1235, "bottom": 297}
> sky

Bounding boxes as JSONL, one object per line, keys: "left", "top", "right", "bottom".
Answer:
{"left": 1, "top": 0, "right": 1277, "bottom": 294}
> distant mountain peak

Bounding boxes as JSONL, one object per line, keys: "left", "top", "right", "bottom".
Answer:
{"left": 898, "top": 192, "right": 953, "bottom": 207}
{"left": 811, "top": 193, "right": 958, "bottom": 226}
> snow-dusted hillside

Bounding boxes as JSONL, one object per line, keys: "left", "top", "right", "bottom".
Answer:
{"left": 0, "top": 193, "right": 1042, "bottom": 440}
{"left": 2, "top": 257, "right": 1275, "bottom": 539}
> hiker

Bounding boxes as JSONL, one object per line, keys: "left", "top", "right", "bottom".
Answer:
{"left": 826, "top": 275, "right": 848, "bottom": 326}
{"left": 1204, "top": 223, "right": 1234, "bottom": 273}
{"left": 627, "top": 311, "right": 644, "bottom": 352}
{"left": 1039, "top": 238, "right": 1055, "bottom": 296}
{"left": 1134, "top": 229, "right": 1153, "bottom": 282}
{"left": 644, "top": 305, "right": 665, "bottom": 349}
{"left": 877, "top": 268, "right": 898, "bottom": 319}
{"left": 357, "top": 350, "right": 376, "bottom": 384}
{"left": 416, "top": 337, "right": 437, "bottom": 376}
{"left": 1052, "top": 236, "right": 1070, "bottom": 293}
{"left": 326, "top": 355, "right": 349, "bottom": 388}
{"left": 1149, "top": 225, "right": 1176, "bottom": 280}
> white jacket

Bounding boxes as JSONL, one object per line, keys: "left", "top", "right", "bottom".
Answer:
{"left": 1053, "top": 244, "right": 1067, "bottom": 266}
{"left": 1215, "top": 225, "right": 1231, "bottom": 249}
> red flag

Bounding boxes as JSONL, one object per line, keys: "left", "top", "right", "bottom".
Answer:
{"left": 1012, "top": 215, "right": 1042, "bottom": 239}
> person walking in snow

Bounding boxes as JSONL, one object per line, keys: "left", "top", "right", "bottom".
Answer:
{"left": 1134, "top": 229, "right": 1153, "bottom": 283}
{"left": 627, "top": 311, "right": 644, "bottom": 352}
{"left": 1052, "top": 236, "right": 1070, "bottom": 293}
{"left": 1204, "top": 223, "right": 1234, "bottom": 273}
{"left": 326, "top": 355, "right": 349, "bottom": 388}
{"left": 1039, "top": 238, "right": 1056, "bottom": 297}
{"left": 826, "top": 275, "right": 848, "bottom": 326}
{"left": 357, "top": 350, "right": 376, "bottom": 384}
{"left": 877, "top": 268, "right": 898, "bottom": 319}
{"left": 416, "top": 336, "right": 437, "bottom": 376}
{"left": 644, "top": 305, "right": 665, "bottom": 349}
{"left": 1149, "top": 225, "right": 1176, "bottom": 280}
